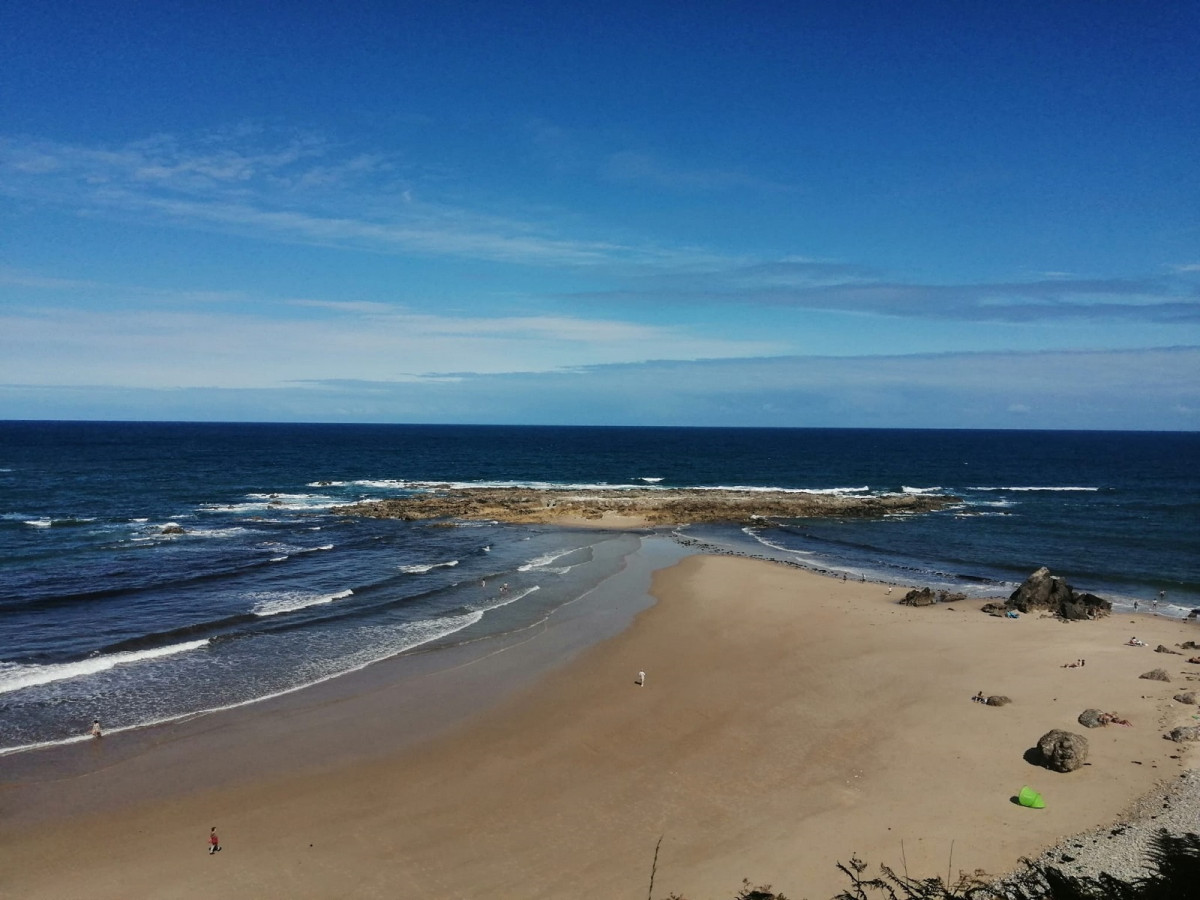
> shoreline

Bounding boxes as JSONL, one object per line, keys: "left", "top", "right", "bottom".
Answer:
{"left": 2, "top": 544, "right": 1197, "bottom": 898}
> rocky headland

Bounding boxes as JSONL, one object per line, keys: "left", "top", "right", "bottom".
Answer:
{"left": 336, "top": 486, "right": 958, "bottom": 526}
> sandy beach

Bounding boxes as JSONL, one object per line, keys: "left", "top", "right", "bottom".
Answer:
{"left": 2, "top": 549, "right": 1198, "bottom": 899}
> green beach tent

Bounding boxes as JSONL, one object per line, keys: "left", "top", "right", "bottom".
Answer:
{"left": 1018, "top": 786, "right": 1045, "bottom": 809}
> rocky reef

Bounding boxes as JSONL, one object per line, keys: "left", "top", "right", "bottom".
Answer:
{"left": 336, "top": 486, "right": 958, "bottom": 526}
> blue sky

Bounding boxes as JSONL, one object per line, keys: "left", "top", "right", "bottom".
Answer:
{"left": 1, "top": 1, "right": 1197, "bottom": 428}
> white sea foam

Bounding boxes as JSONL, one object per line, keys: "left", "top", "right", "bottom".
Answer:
{"left": 360, "top": 478, "right": 887, "bottom": 497}
{"left": 696, "top": 484, "right": 872, "bottom": 495}
{"left": 967, "top": 486, "right": 1099, "bottom": 492}
{"left": 741, "top": 527, "right": 816, "bottom": 557}
{"left": 479, "top": 585, "right": 539, "bottom": 611}
{"left": 399, "top": 560, "right": 460, "bottom": 574}
{"left": 251, "top": 589, "right": 353, "bottom": 617}
{"left": 402, "top": 478, "right": 658, "bottom": 491}
{"left": 269, "top": 544, "right": 334, "bottom": 559}
{"left": 518, "top": 549, "right": 577, "bottom": 571}
{"left": 23, "top": 518, "right": 51, "bottom": 528}
{"left": 901, "top": 486, "right": 943, "bottom": 494}
{"left": 0, "top": 614, "right": 482, "bottom": 757}
{"left": 0, "top": 640, "right": 210, "bottom": 694}
{"left": 186, "top": 526, "right": 254, "bottom": 540}
{"left": 201, "top": 492, "right": 341, "bottom": 514}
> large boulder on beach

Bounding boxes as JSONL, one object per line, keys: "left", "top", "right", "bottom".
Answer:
{"left": 1007, "top": 567, "right": 1111, "bottom": 620}
{"left": 1140, "top": 669, "right": 1171, "bottom": 682}
{"left": 1156, "top": 645, "right": 1182, "bottom": 655}
{"left": 1036, "top": 729, "right": 1089, "bottom": 772}
{"left": 1173, "top": 692, "right": 1197, "bottom": 705}
{"left": 985, "top": 695, "right": 1011, "bottom": 707}
{"left": 1078, "top": 709, "right": 1106, "bottom": 728}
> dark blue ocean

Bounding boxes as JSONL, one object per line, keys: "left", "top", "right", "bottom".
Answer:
{"left": 1, "top": 422, "right": 1197, "bottom": 756}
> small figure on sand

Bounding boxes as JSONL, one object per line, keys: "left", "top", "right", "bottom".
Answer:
{"left": 90, "top": 719, "right": 102, "bottom": 738}
{"left": 972, "top": 691, "right": 985, "bottom": 703}
{"left": 636, "top": 671, "right": 645, "bottom": 687}
{"left": 209, "top": 827, "right": 221, "bottom": 854}
{"left": 1099, "top": 712, "right": 1131, "bottom": 727}
{"left": 1127, "top": 637, "right": 1146, "bottom": 647}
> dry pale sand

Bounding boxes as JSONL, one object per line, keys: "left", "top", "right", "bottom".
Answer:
{"left": 2, "top": 553, "right": 1198, "bottom": 900}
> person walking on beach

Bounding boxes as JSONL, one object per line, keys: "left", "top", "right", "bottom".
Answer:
{"left": 636, "top": 671, "right": 645, "bottom": 686}
{"left": 209, "top": 827, "right": 221, "bottom": 854}
{"left": 90, "top": 719, "right": 102, "bottom": 738}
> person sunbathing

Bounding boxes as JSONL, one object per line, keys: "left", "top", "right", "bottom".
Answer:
{"left": 1127, "top": 637, "right": 1146, "bottom": 646}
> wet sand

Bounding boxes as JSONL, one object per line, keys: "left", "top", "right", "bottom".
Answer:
{"left": 2, "top": 550, "right": 1197, "bottom": 899}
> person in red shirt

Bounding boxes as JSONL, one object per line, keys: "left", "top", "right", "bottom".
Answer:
{"left": 209, "top": 827, "right": 221, "bottom": 854}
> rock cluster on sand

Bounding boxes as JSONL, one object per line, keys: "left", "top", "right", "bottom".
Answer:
{"left": 1005, "top": 567, "right": 1112, "bottom": 620}
{"left": 1139, "top": 668, "right": 1171, "bottom": 682}
{"left": 336, "top": 487, "right": 958, "bottom": 526}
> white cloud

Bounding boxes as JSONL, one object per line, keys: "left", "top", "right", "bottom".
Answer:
{"left": 4, "top": 347, "right": 1196, "bottom": 429}
{"left": 0, "top": 302, "right": 781, "bottom": 389}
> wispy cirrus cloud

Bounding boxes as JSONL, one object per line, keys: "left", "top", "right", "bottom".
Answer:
{"left": 566, "top": 271, "right": 1200, "bottom": 323}
{"left": 0, "top": 131, "right": 703, "bottom": 269}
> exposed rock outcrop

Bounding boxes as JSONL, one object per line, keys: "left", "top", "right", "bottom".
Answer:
{"left": 1173, "top": 692, "right": 1197, "bottom": 704}
{"left": 337, "top": 486, "right": 959, "bottom": 526}
{"left": 1036, "top": 729, "right": 1089, "bottom": 772}
{"left": 899, "top": 587, "right": 967, "bottom": 607}
{"left": 985, "top": 695, "right": 1011, "bottom": 707}
{"left": 1140, "top": 669, "right": 1171, "bottom": 682}
{"left": 1006, "top": 567, "right": 1111, "bottom": 620}
{"left": 1078, "top": 709, "right": 1106, "bottom": 728}
{"left": 1155, "top": 645, "right": 1182, "bottom": 655}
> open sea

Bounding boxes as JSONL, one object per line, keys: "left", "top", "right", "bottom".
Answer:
{"left": 1, "top": 422, "right": 1197, "bottom": 757}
